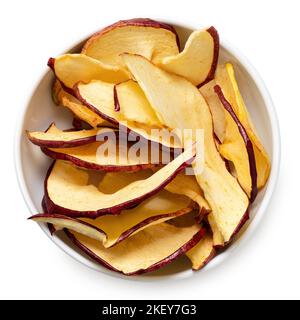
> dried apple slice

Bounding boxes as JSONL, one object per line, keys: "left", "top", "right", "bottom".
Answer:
{"left": 75, "top": 80, "right": 160, "bottom": 125}
{"left": 65, "top": 222, "right": 205, "bottom": 275}
{"left": 160, "top": 27, "right": 219, "bottom": 86}
{"left": 215, "top": 63, "right": 270, "bottom": 189}
{"left": 214, "top": 85, "right": 257, "bottom": 201}
{"left": 74, "top": 80, "right": 182, "bottom": 149}
{"left": 123, "top": 53, "right": 249, "bottom": 243}
{"left": 101, "top": 166, "right": 209, "bottom": 214}
{"left": 52, "top": 81, "right": 106, "bottom": 128}
{"left": 199, "top": 80, "right": 226, "bottom": 143}
{"left": 114, "top": 80, "right": 161, "bottom": 126}
{"left": 186, "top": 232, "right": 216, "bottom": 270}
{"left": 26, "top": 123, "right": 113, "bottom": 148}
{"left": 30, "top": 213, "right": 106, "bottom": 241}
{"left": 45, "top": 145, "right": 195, "bottom": 217}
{"left": 30, "top": 188, "right": 192, "bottom": 248}
{"left": 41, "top": 138, "right": 160, "bottom": 172}
{"left": 162, "top": 173, "right": 210, "bottom": 215}
{"left": 82, "top": 18, "right": 179, "bottom": 73}
{"left": 207, "top": 213, "right": 224, "bottom": 248}
{"left": 48, "top": 54, "right": 129, "bottom": 90}
{"left": 157, "top": 170, "right": 223, "bottom": 247}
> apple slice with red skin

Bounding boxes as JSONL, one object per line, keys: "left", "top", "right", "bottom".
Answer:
{"left": 41, "top": 196, "right": 57, "bottom": 235}
{"left": 30, "top": 213, "right": 106, "bottom": 241}
{"left": 214, "top": 85, "right": 258, "bottom": 202}
{"left": 26, "top": 123, "right": 115, "bottom": 148}
{"left": 102, "top": 168, "right": 210, "bottom": 217}
{"left": 41, "top": 142, "right": 160, "bottom": 172}
{"left": 81, "top": 18, "right": 179, "bottom": 73}
{"left": 215, "top": 63, "right": 270, "bottom": 190}
{"left": 186, "top": 231, "right": 216, "bottom": 270}
{"left": 207, "top": 213, "right": 224, "bottom": 248}
{"left": 28, "top": 123, "right": 161, "bottom": 172}
{"left": 160, "top": 170, "right": 224, "bottom": 248}
{"left": 75, "top": 80, "right": 159, "bottom": 126}
{"left": 161, "top": 172, "right": 211, "bottom": 216}
{"left": 30, "top": 188, "right": 192, "bottom": 248}
{"left": 199, "top": 80, "right": 226, "bottom": 143}
{"left": 48, "top": 54, "right": 129, "bottom": 92}
{"left": 114, "top": 80, "right": 161, "bottom": 127}
{"left": 160, "top": 27, "right": 219, "bottom": 87}
{"left": 154, "top": 168, "right": 223, "bottom": 248}
{"left": 156, "top": 169, "right": 223, "bottom": 248}
{"left": 52, "top": 80, "right": 107, "bottom": 128}
{"left": 44, "top": 145, "right": 195, "bottom": 218}
{"left": 65, "top": 222, "right": 205, "bottom": 275}
{"left": 74, "top": 80, "right": 182, "bottom": 149}
{"left": 122, "top": 53, "right": 249, "bottom": 243}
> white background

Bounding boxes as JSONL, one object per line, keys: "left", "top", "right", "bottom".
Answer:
{"left": 0, "top": 0, "right": 299, "bottom": 300}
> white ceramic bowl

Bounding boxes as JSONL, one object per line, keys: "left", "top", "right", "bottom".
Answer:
{"left": 14, "top": 19, "right": 280, "bottom": 280}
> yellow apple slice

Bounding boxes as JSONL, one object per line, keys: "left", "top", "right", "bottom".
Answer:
{"left": 30, "top": 188, "right": 192, "bottom": 248}
{"left": 52, "top": 81, "right": 106, "bottom": 127}
{"left": 30, "top": 121, "right": 160, "bottom": 173}
{"left": 75, "top": 80, "right": 162, "bottom": 127}
{"left": 65, "top": 222, "right": 205, "bottom": 275}
{"left": 75, "top": 80, "right": 182, "bottom": 149}
{"left": 162, "top": 173, "right": 210, "bottom": 215}
{"left": 160, "top": 27, "right": 219, "bottom": 86}
{"left": 26, "top": 123, "right": 110, "bottom": 148}
{"left": 153, "top": 168, "right": 223, "bottom": 247}
{"left": 114, "top": 80, "right": 161, "bottom": 126}
{"left": 207, "top": 213, "right": 224, "bottom": 248}
{"left": 199, "top": 80, "right": 226, "bottom": 143}
{"left": 216, "top": 63, "right": 270, "bottom": 189}
{"left": 159, "top": 170, "right": 223, "bottom": 247}
{"left": 48, "top": 54, "right": 129, "bottom": 90}
{"left": 123, "top": 53, "right": 249, "bottom": 243}
{"left": 41, "top": 143, "right": 159, "bottom": 172}
{"left": 186, "top": 232, "right": 216, "bottom": 270}
{"left": 100, "top": 169, "right": 209, "bottom": 216}
{"left": 82, "top": 18, "right": 179, "bottom": 73}
{"left": 45, "top": 145, "right": 195, "bottom": 218}
{"left": 214, "top": 85, "right": 257, "bottom": 201}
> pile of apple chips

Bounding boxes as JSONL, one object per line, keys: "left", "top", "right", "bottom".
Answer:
{"left": 26, "top": 18, "right": 270, "bottom": 275}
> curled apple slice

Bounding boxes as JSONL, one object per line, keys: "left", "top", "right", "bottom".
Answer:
{"left": 75, "top": 80, "right": 182, "bottom": 149}
{"left": 52, "top": 81, "right": 106, "bottom": 128}
{"left": 216, "top": 63, "right": 270, "bottom": 189}
{"left": 41, "top": 138, "right": 161, "bottom": 172}
{"left": 186, "top": 232, "right": 216, "bottom": 270}
{"left": 199, "top": 80, "right": 226, "bottom": 143}
{"left": 26, "top": 123, "right": 113, "bottom": 148}
{"left": 30, "top": 188, "right": 192, "bottom": 248}
{"left": 82, "top": 18, "right": 179, "bottom": 73}
{"left": 160, "top": 27, "right": 219, "bottom": 86}
{"left": 48, "top": 54, "right": 129, "bottom": 90}
{"left": 157, "top": 170, "right": 223, "bottom": 247}
{"left": 123, "top": 53, "right": 249, "bottom": 243}
{"left": 214, "top": 85, "right": 258, "bottom": 201}
{"left": 162, "top": 173, "right": 210, "bottom": 215}
{"left": 159, "top": 168, "right": 223, "bottom": 247}
{"left": 65, "top": 222, "right": 205, "bottom": 275}
{"left": 45, "top": 145, "right": 195, "bottom": 218}
{"left": 30, "top": 213, "right": 106, "bottom": 241}
{"left": 207, "top": 213, "right": 224, "bottom": 248}
{"left": 114, "top": 80, "right": 161, "bottom": 126}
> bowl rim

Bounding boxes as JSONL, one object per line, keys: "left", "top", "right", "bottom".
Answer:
{"left": 14, "top": 18, "right": 281, "bottom": 281}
